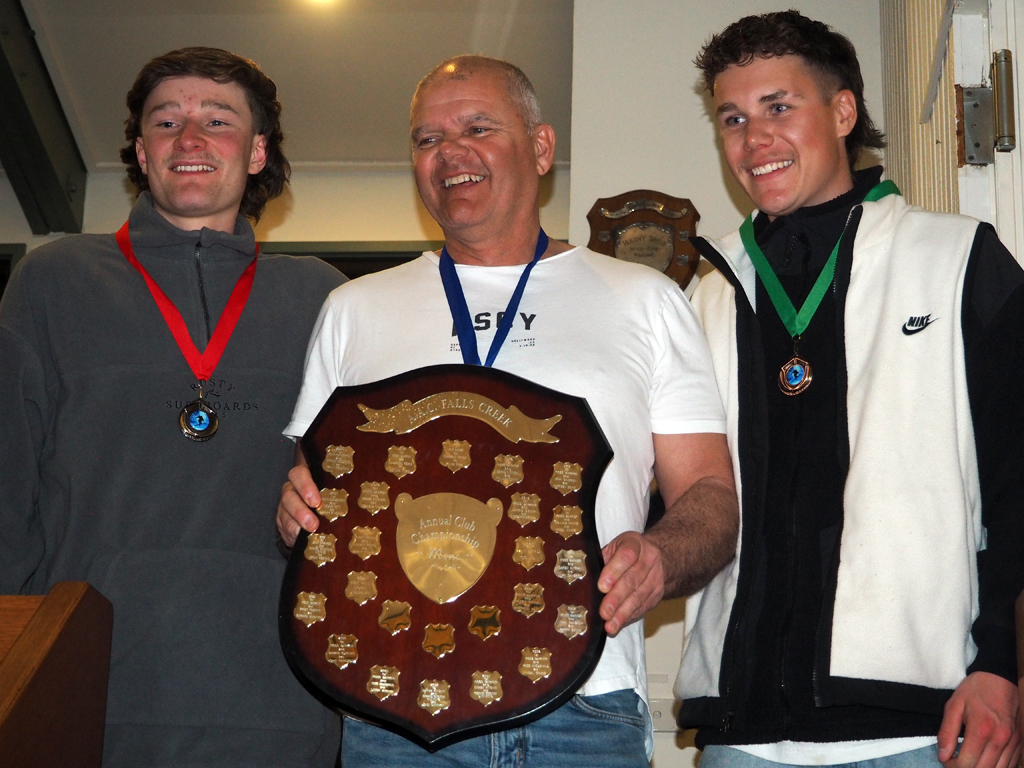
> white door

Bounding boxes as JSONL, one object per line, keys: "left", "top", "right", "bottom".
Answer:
{"left": 955, "top": 0, "right": 1024, "bottom": 261}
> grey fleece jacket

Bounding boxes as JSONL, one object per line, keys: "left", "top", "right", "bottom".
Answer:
{"left": 0, "top": 194, "right": 346, "bottom": 767}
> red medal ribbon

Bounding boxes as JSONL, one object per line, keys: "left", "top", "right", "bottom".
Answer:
{"left": 115, "top": 220, "right": 258, "bottom": 381}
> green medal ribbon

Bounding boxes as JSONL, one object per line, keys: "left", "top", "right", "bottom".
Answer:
{"left": 739, "top": 179, "right": 900, "bottom": 394}
{"left": 739, "top": 179, "right": 899, "bottom": 336}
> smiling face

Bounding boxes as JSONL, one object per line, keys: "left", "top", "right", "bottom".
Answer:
{"left": 714, "top": 55, "right": 856, "bottom": 219}
{"left": 135, "top": 76, "right": 267, "bottom": 232}
{"left": 410, "top": 70, "right": 555, "bottom": 257}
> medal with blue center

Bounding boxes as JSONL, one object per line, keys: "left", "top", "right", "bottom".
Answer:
{"left": 179, "top": 381, "right": 219, "bottom": 441}
{"left": 115, "top": 220, "right": 258, "bottom": 439}
{"left": 739, "top": 180, "right": 899, "bottom": 397}
{"left": 778, "top": 337, "right": 812, "bottom": 396}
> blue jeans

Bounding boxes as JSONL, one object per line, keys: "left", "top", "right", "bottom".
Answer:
{"left": 341, "top": 689, "right": 648, "bottom": 767}
{"left": 700, "top": 744, "right": 941, "bottom": 768}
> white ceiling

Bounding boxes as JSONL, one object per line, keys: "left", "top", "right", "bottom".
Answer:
{"left": 18, "top": 0, "right": 574, "bottom": 172}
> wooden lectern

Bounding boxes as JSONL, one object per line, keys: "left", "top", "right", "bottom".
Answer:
{"left": 0, "top": 582, "right": 112, "bottom": 767}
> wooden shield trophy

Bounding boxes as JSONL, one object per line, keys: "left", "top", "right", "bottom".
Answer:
{"left": 586, "top": 190, "right": 700, "bottom": 289}
{"left": 280, "top": 365, "right": 612, "bottom": 751}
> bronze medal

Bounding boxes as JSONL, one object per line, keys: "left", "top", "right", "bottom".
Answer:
{"left": 778, "top": 356, "right": 813, "bottom": 396}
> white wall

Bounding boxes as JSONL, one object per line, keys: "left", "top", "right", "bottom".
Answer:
{"left": 568, "top": 3, "right": 882, "bottom": 766}
{"left": 0, "top": 162, "right": 570, "bottom": 251}
{"left": 570, "top": 1, "right": 884, "bottom": 245}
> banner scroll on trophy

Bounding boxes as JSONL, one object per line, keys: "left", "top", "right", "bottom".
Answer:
{"left": 279, "top": 364, "right": 612, "bottom": 751}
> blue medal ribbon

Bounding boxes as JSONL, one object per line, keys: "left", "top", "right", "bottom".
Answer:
{"left": 439, "top": 229, "right": 548, "bottom": 367}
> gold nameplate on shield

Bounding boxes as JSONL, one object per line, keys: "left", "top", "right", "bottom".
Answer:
{"left": 440, "top": 439, "right": 472, "bottom": 472}
{"left": 418, "top": 680, "right": 451, "bottom": 715}
{"left": 470, "top": 671, "right": 503, "bottom": 706}
{"left": 318, "top": 487, "right": 349, "bottom": 521}
{"left": 305, "top": 533, "right": 338, "bottom": 567}
{"left": 423, "top": 623, "right": 456, "bottom": 658}
{"left": 368, "top": 665, "right": 400, "bottom": 700}
{"left": 512, "top": 583, "right": 545, "bottom": 618}
{"left": 323, "top": 445, "right": 355, "bottom": 478}
{"left": 555, "top": 605, "right": 588, "bottom": 640}
{"left": 385, "top": 445, "right": 417, "bottom": 479}
{"left": 554, "top": 550, "right": 587, "bottom": 584}
{"left": 358, "top": 481, "right": 390, "bottom": 514}
{"left": 282, "top": 365, "right": 614, "bottom": 752}
{"left": 294, "top": 592, "right": 327, "bottom": 627}
{"left": 349, "top": 526, "right": 382, "bottom": 560}
{"left": 492, "top": 455, "right": 524, "bottom": 487}
{"left": 468, "top": 605, "right": 501, "bottom": 640}
{"left": 513, "top": 537, "right": 545, "bottom": 571}
{"left": 519, "top": 648, "right": 553, "bottom": 682}
{"left": 326, "top": 633, "right": 358, "bottom": 669}
{"left": 345, "top": 571, "right": 378, "bottom": 605}
{"left": 357, "top": 392, "right": 561, "bottom": 444}
{"left": 395, "top": 492, "right": 503, "bottom": 604}
{"left": 508, "top": 493, "right": 542, "bottom": 527}
{"left": 551, "top": 505, "right": 583, "bottom": 539}
{"left": 550, "top": 462, "right": 583, "bottom": 495}
{"left": 379, "top": 600, "right": 412, "bottom": 635}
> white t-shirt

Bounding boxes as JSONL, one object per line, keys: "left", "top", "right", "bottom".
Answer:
{"left": 736, "top": 736, "right": 938, "bottom": 764}
{"left": 285, "top": 246, "right": 726, "bottom": 705}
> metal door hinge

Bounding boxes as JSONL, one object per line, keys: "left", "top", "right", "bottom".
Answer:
{"left": 957, "top": 50, "right": 1016, "bottom": 166}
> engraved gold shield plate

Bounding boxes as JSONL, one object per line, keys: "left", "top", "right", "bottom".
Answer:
{"left": 280, "top": 364, "right": 612, "bottom": 751}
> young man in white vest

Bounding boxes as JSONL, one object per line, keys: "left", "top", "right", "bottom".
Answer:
{"left": 677, "top": 11, "right": 1023, "bottom": 768}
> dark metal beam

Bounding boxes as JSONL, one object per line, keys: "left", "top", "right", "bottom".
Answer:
{"left": 0, "top": 0, "right": 86, "bottom": 234}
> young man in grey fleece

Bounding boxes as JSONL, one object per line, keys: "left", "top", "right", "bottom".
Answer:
{"left": 0, "top": 47, "right": 344, "bottom": 767}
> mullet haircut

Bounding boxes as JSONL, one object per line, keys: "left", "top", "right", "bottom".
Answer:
{"left": 119, "top": 47, "right": 289, "bottom": 223}
{"left": 695, "top": 10, "right": 885, "bottom": 167}
{"left": 413, "top": 55, "right": 542, "bottom": 132}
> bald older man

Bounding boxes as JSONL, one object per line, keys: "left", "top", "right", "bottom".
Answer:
{"left": 277, "top": 55, "right": 738, "bottom": 767}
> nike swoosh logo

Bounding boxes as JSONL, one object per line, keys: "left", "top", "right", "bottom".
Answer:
{"left": 902, "top": 319, "right": 936, "bottom": 335}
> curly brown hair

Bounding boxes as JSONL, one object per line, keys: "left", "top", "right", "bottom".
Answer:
{"left": 119, "top": 47, "right": 289, "bottom": 223}
{"left": 695, "top": 10, "right": 885, "bottom": 168}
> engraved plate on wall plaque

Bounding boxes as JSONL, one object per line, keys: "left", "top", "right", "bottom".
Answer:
{"left": 280, "top": 364, "right": 612, "bottom": 751}
{"left": 615, "top": 222, "right": 674, "bottom": 272}
{"left": 586, "top": 189, "right": 701, "bottom": 289}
